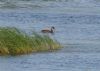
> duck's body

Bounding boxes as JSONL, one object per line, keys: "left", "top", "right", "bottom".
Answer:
{"left": 41, "top": 27, "right": 55, "bottom": 33}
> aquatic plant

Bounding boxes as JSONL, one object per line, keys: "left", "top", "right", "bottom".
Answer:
{"left": 0, "top": 27, "right": 61, "bottom": 55}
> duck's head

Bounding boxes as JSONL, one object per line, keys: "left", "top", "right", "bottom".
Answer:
{"left": 51, "top": 26, "right": 55, "bottom": 29}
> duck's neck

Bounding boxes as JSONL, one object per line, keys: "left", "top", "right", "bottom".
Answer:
{"left": 51, "top": 28, "right": 53, "bottom": 33}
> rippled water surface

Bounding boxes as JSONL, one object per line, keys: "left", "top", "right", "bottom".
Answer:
{"left": 1, "top": 52, "right": 100, "bottom": 71}
{"left": 0, "top": 0, "right": 100, "bottom": 71}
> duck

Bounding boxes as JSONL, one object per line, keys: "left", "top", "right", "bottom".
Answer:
{"left": 41, "top": 26, "right": 55, "bottom": 33}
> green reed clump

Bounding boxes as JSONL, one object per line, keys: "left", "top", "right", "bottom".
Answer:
{"left": 0, "top": 27, "right": 61, "bottom": 55}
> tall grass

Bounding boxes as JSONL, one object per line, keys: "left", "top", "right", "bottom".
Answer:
{"left": 0, "top": 27, "right": 61, "bottom": 55}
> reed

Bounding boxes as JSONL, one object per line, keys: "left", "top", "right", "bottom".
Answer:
{"left": 0, "top": 27, "right": 61, "bottom": 55}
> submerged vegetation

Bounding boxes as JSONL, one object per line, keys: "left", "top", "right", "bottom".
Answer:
{"left": 0, "top": 27, "right": 61, "bottom": 55}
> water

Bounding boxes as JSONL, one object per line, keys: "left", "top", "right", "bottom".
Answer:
{"left": 1, "top": 52, "right": 100, "bottom": 71}
{"left": 0, "top": 0, "right": 100, "bottom": 71}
